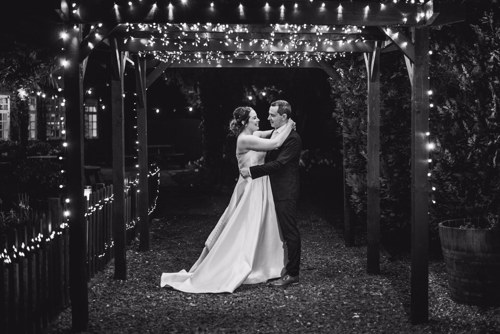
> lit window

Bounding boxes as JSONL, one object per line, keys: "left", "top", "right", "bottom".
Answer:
{"left": 85, "top": 99, "right": 98, "bottom": 139}
{"left": 46, "top": 97, "right": 65, "bottom": 140}
{"left": 0, "top": 94, "right": 10, "bottom": 140}
{"left": 28, "top": 96, "right": 37, "bottom": 140}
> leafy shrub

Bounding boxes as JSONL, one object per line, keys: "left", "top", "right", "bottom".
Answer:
{"left": 429, "top": 8, "right": 500, "bottom": 234}
{"left": 328, "top": 5, "right": 500, "bottom": 253}
{"left": 0, "top": 141, "right": 63, "bottom": 209}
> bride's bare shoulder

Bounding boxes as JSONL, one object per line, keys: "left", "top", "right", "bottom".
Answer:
{"left": 237, "top": 133, "right": 254, "bottom": 144}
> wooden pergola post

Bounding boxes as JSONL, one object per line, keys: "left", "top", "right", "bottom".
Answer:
{"left": 110, "top": 39, "right": 127, "bottom": 280}
{"left": 63, "top": 24, "right": 88, "bottom": 331}
{"left": 342, "top": 119, "right": 354, "bottom": 247}
{"left": 365, "top": 44, "right": 381, "bottom": 274}
{"left": 410, "top": 26, "right": 430, "bottom": 324}
{"left": 134, "top": 55, "right": 150, "bottom": 252}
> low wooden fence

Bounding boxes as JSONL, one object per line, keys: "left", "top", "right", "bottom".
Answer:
{"left": 0, "top": 168, "right": 159, "bottom": 333}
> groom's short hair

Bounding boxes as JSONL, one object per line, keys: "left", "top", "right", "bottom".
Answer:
{"left": 271, "top": 100, "right": 292, "bottom": 119}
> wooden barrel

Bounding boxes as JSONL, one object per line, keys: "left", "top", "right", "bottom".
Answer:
{"left": 439, "top": 219, "right": 500, "bottom": 306}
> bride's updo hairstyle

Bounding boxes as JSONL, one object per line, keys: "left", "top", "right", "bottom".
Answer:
{"left": 229, "top": 106, "right": 253, "bottom": 136}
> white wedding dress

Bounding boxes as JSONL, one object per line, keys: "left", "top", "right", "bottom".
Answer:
{"left": 160, "top": 150, "right": 285, "bottom": 293}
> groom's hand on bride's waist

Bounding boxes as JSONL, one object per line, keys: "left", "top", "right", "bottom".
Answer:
{"left": 240, "top": 167, "right": 251, "bottom": 179}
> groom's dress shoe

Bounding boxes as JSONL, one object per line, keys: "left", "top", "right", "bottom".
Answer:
{"left": 270, "top": 274, "right": 299, "bottom": 287}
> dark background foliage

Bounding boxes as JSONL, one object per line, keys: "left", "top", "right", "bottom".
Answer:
{"left": 328, "top": 0, "right": 500, "bottom": 253}
{"left": 0, "top": 140, "right": 63, "bottom": 210}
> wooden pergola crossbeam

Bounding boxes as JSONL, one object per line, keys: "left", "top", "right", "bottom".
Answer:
{"left": 63, "top": 0, "right": 434, "bottom": 26}
{"left": 122, "top": 28, "right": 386, "bottom": 40}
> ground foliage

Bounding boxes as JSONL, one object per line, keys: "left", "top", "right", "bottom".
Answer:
{"left": 47, "top": 189, "right": 499, "bottom": 334}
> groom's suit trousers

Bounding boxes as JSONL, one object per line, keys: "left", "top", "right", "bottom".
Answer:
{"left": 274, "top": 199, "right": 301, "bottom": 277}
{"left": 249, "top": 130, "right": 302, "bottom": 276}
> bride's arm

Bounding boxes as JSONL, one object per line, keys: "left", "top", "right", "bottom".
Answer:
{"left": 253, "top": 129, "right": 273, "bottom": 138}
{"left": 238, "top": 121, "right": 294, "bottom": 152}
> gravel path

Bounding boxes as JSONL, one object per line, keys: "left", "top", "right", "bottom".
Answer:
{"left": 47, "top": 189, "right": 500, "bottom": 333}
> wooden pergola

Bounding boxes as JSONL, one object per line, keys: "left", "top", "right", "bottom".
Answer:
{"left": 57, "top": 0, "right": 462, "bottom": 330}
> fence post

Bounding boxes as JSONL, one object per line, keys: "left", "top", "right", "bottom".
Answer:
{"left": 26, "top": 213, "right": 39, "bottom": 333}
{"left": 8, "top": 228, "right": 20, "bottom": 332}
{"left": 40, "top": 214, "right": 50, "bottom": 328}
{"left": 48, "top": 198, "right": 64, "bottom": 315}
{"left": 34, "top": 214, "right": 43, "bottom": 331}
{"left": 18, "top": 224, "right": 29, "bottom": 333}
{"left": 0, "top": 233, "right": 9, "bottom": 333}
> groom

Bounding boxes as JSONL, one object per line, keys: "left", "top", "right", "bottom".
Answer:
{"left": 240, "top": 100, "right": 302, "bottom": 287}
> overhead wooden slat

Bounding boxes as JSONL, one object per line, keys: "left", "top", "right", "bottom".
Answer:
{"left": 123, "top": 32, "right": 383, "bottom": 44}
{"left": 122, "top": 39, "right": 376, "bottom": 53}
{"left": 149, "top": 58, "right": 330, "bottom": 69}
{"left": 122, "top": 24, "right": 385, "bottom": 40}
{"left": 61, "top": 0, "right": 434, "bottom": 26}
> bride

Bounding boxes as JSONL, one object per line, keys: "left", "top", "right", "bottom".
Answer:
{"left": 160, "top": 106, "right": 294, "bottom": 293}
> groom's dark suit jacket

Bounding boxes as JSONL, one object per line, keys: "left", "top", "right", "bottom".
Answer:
{"left": 249, "top": 130, "right": 302, "bottom": 201}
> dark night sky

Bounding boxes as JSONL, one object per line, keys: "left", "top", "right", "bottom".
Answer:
{"left": 0, "top": 1, "right": 62, "bottom": 51}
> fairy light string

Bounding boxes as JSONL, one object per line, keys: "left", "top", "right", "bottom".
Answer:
{"left": 1, "top": 168, "right": 160, "bottom": 265}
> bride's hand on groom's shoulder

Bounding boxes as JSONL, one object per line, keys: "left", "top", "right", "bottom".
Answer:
{"left": 289, "top": 119, "right": 296, "bottom": 131}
